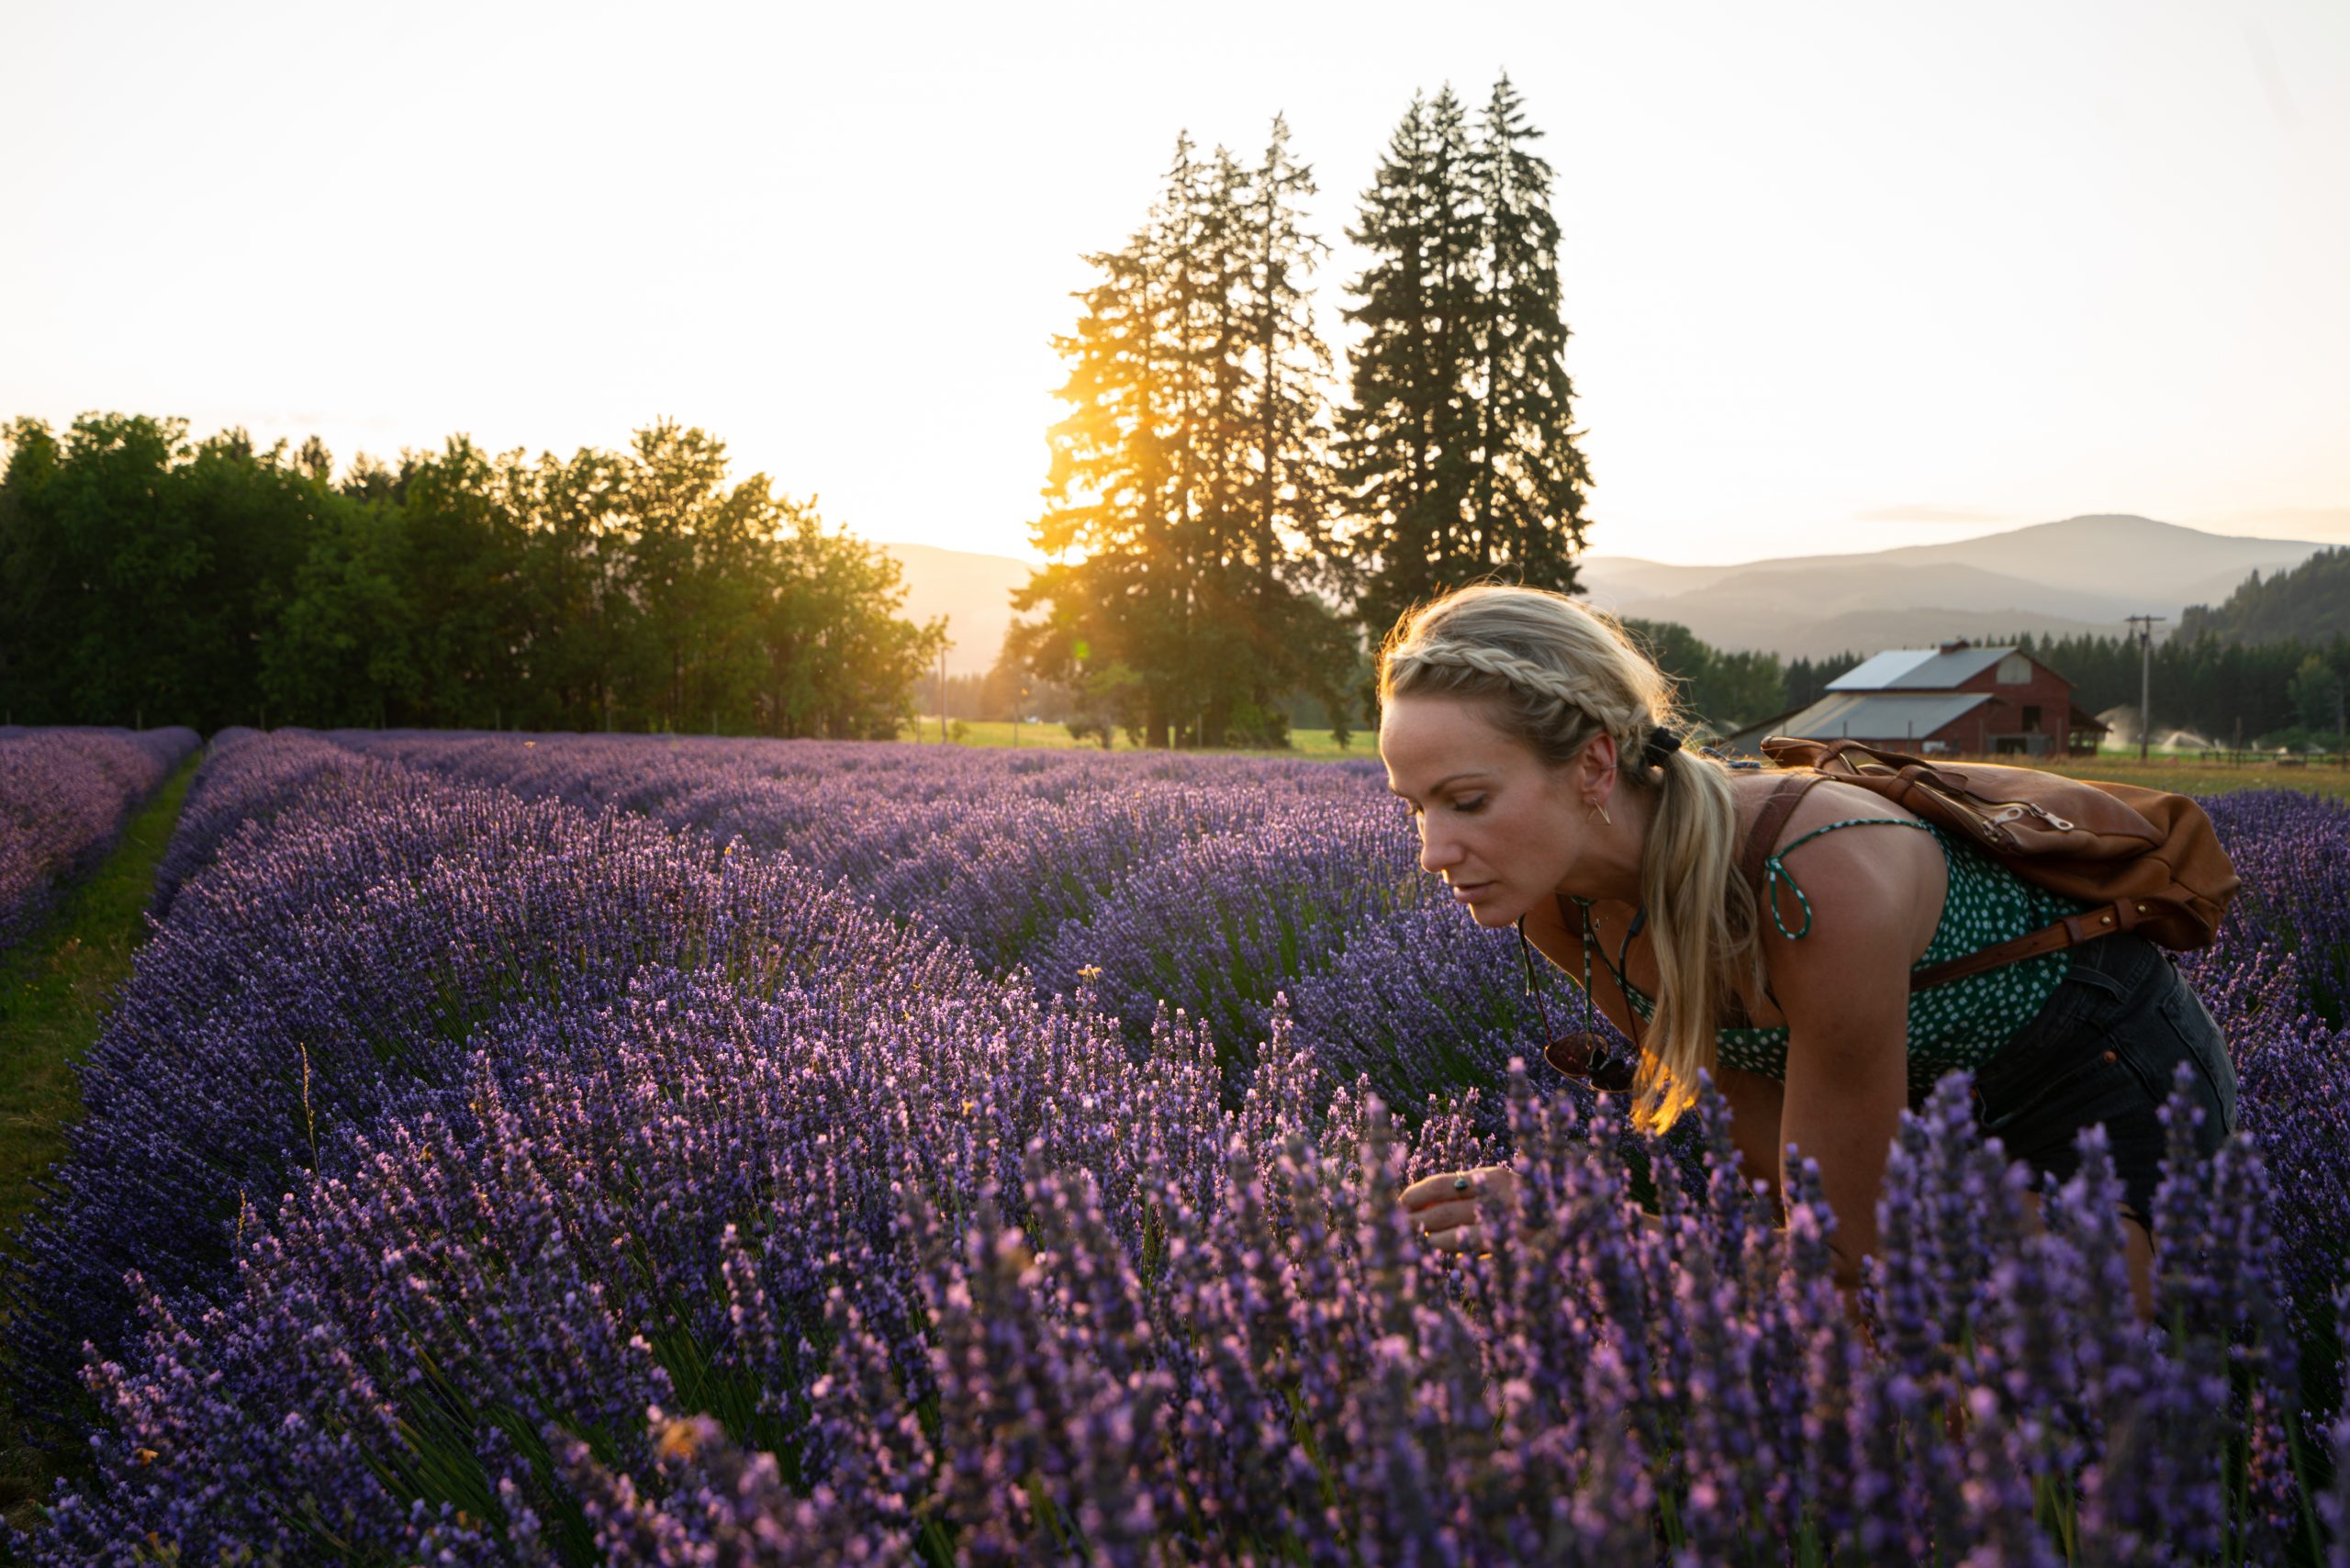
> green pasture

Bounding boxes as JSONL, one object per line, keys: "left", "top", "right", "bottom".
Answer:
{"left": 2049, "top": 751, "right": 2350, "bottom": 802}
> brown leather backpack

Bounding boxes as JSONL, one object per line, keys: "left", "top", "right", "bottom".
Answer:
{"left": 1750, "top": 737, "right": 2242, "bottom": 990}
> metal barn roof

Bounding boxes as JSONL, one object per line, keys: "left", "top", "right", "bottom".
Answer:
{"left": 1776, "top": 691, "right": 1992, "bottom": 741}
{"left": 1827, "top": 645, "right": 2016, "bottom": 691}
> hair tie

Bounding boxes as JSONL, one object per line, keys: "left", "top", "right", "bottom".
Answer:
{"left": 1640, "top": 726, "right": 1682, "bottom": 768}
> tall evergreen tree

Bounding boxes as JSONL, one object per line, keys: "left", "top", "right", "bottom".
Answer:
{"left": 1335, "top": 90, "right": 1473, "bottom": 644}
{"left": 1467, "top": 73, "right": 1590, "bottom": 583}
{"left": 1337, "top": 78, "right": 1591, "bottom": 655}
{"left": 1015, "top": 140, "right": 1185, "bottom": 746}
{"left": 1192, "top": 118, "right": 1353, "bottom": 747}
{"left": 1017, "top": 120, "right": 1354, "bottom": 749}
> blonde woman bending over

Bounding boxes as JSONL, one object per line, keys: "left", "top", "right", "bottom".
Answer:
{"left": 1381, "top": 584, "right": 2236, "bottom": 1322}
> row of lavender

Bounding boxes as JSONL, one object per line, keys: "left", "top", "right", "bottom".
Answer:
{"left": 0, "top": 725, "right": 199, "bottom": 952}
{"left": 7, "top": 729, "right": 2347, "bottom": 1562}
{"left": 332, "top": 730, "right": 1550, "bottom": 1101}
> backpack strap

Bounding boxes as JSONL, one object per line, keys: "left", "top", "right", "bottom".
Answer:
{"left": 1719, "top": 772, "right": 1826, "bottom": 1023}
{"left": 1554, "top": 771, "right": 2109, "bottom": 1035}
{"left": 1909, "top": 902, "right": 2133, "bottom": 990}
{"left": 1740, "top": 773, "right": 1826, "bottom": 903}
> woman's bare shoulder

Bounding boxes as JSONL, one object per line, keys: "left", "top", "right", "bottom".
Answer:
{"left": 1729, "top": 770, "right": 1945, "bottom": 963}
{"left": 1728, "top": 769, "right": 1929, "bottom": 863}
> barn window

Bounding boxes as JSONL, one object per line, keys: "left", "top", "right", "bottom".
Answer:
{"left": 2022, "top": 704, "right": 2042, "bottom": 731}
{"left": 1997, "top": 655, "right": 2031, "bottom": 684}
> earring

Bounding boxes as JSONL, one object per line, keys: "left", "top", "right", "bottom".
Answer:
{"left": 1588, "top": 801, "right": 1612, "bottom": 826}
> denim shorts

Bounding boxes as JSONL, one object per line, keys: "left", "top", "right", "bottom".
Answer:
{"left": 1965, "top": 932, "right": 2238, "bottom": 1233}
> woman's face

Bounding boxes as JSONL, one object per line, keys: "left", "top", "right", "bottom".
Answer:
{"left": 1380, "top": 692, "right": 1598, "bottom": 928}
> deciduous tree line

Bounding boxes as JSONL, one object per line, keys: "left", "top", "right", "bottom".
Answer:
{"left": 0, "top": 416, "right": 942, "bottom": 738}
{"left": 1013, "top": 77, "right": 1594, "bottom": 749}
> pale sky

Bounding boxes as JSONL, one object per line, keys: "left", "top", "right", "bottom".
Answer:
{"left": 4, "top": 0, "right": 2345, "bottom": 566}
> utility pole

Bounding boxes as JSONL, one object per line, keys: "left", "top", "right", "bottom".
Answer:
{"left": 2125, "top": 614, "right": 2164, "bottom": 761}
{"left": 938, "top": 646, "right": 947, "bottom": 743}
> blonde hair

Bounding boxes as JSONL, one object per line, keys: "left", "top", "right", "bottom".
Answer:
{"left": 1377, "top": 583, "right": 1762, "bottom": 1134}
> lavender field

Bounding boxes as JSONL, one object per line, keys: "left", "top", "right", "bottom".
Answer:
{"left": 6, "top": 729, "right": 2349, "bottom": 1563}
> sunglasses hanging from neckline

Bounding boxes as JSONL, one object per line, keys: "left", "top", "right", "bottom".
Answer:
{"left": 1516, "top": 902, "right": 1639, "bottom": 1094}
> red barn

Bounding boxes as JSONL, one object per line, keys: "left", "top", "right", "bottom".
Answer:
{"left": 1729, "top": 641, "right": 2107, "bottom": 758}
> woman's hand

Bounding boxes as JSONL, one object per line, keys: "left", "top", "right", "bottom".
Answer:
{"left": 1400, "top": 1164, "right": 1516, "bottom": 1255}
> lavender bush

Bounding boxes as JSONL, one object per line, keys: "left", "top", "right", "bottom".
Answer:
{"left": 6, "top": 734, "right": 2344, "bottom": 1563}
{"left": 337, "top": 733, "right": 1385, "bottom": 978}
{"left": 0, "top": 724, "right": 197, "bottom": 950}
{"left": 2179, "top": 792, "right": 2350, "bottom": 1383}
{"left": 146, "top": 726, "right": 375, "bottom": 916}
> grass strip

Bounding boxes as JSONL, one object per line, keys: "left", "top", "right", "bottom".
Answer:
{"left": 2040, "top": 754, "right": 2350, "bottom": 802}
{"left": 0, "top": 754, "right": 198, "bottom": 1540}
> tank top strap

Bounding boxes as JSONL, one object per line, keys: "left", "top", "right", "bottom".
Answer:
{"left": 1760, "top": 816, "right": 1937, "bottom": 941}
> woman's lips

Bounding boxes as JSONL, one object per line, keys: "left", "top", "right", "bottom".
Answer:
{"left": 1449, "top": 881, "right": 1491, "bottom": 904}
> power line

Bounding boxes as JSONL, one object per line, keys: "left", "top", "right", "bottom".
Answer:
{"left": 2124, "top": 614, "right": 2165, "bottom": 760}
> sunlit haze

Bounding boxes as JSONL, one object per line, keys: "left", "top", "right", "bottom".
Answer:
{"left": 5, "top": 0, "right": 2345, "bottom": 567}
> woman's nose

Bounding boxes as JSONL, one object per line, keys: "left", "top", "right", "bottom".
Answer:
{"left": 1418, "top": 822, "right": 1460, "bottom": 875}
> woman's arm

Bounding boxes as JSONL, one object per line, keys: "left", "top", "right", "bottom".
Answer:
{"left": 1419, "top": 827, "right": 1924, "bottom": 1271}
{"left": 1713, "top": 1067, "right": 1788, "bottom": 1222}
{"left": 1755, "top": 823, "right": 1933, "bottom": 1292}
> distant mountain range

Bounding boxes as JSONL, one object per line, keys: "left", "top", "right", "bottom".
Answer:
{"left": 1565, "top": 514, "right": 2326, "bottom": 658}
{"left": 884, "top": 514, "right": 2332, "bottom": 670}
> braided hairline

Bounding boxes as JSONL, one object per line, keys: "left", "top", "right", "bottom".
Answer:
{"left": 1391, "top": 642, "right": 1593, "bottom": 709}
{"left": 1393, "top": 641, "right": 1680, "bottom": 760}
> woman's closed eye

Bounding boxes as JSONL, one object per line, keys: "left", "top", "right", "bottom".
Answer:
{"left": 1401, "top": 796, "right": 1487, "bottom": 817}
{"left": 1453, "top": 796, "right": 1488, "bottom": 813}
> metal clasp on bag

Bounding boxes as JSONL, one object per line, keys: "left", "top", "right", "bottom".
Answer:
{"left": 1983, "top": 802, "right": 2076, "bottom": 833}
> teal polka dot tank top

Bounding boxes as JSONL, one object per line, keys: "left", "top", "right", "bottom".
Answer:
{"left": 1600, "top": 816, "right": 2098, "bottom": 1100}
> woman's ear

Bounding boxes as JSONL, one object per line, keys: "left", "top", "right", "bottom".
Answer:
{"left": 1583, "top": 731, "right": 1620, "bottom": 810}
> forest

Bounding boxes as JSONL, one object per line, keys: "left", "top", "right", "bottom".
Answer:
{"left": 0, "top": 415, "right": 941, "bottom": 738}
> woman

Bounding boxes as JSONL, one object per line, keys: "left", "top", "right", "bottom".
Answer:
{"left": 1381, "top": 583, "right": 2237, "bottom": 1320}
